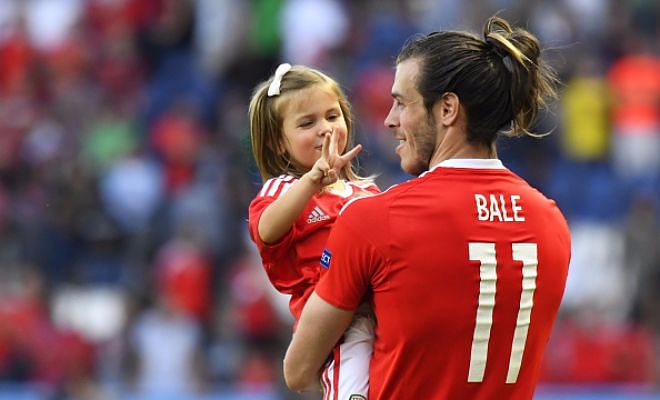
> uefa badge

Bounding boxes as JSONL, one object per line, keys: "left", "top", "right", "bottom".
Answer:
{"left": 320, "top": 248, "right": 332, "bottom": 269}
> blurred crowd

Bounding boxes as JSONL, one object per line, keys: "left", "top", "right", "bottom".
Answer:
{"left": 0, "top": 0, "right": 657, "bottom": 399}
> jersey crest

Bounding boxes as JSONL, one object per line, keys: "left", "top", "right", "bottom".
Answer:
{"left": 320, "top": 248, "right": 332, "bottom": 269}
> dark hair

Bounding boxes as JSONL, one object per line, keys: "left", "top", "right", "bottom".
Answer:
{"left": 396, "top": 16, "right": 558, "bottom": 147}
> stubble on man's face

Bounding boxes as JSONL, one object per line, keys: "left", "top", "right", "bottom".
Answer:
{"left": 402, "top": 112, "right": 437, "bottom": 175}
{"left": 389, "top": 58, "right": 439, "bottom": 176}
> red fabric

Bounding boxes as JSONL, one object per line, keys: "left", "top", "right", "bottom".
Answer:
{"left": 150, "top": 111, "right": 205, "bottom": 193}
{"left": 85, "top": 0, "right": 162, "bottom": 34}
{"left": 0, "top": 294, "right": 93, "bottom": 384}
{"left": 540, "top": 317, "right": 656, "bottom": 383}
{"left": 354, "top": 67, "right": 396, "bottom": 132}
{"left": 237, "top": 352, "right": 276, "bottom": 389}
{"left": 332, "top": 346, "right": 340, "bottom": 400}
{"left": 607, "top": 55, "right": 660, "bottom": 131}
{"left": 47, "top": 38, "right": 88, "bottom": 83}
{"left": 156, "top": 240, "right": 213, "bottom": 321}
{"left": 0, "top": 32, "right": 34, "bottom": 95}
{"left": 317, "top": 165, "right": 571, "bottom": 400}
{"left": 248, "top": 175, "right": 379, "bottom": 321}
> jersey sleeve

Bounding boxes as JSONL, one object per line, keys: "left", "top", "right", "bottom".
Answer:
{"left": 315, "top": 198, "right": 384, "bottom": 310}
{"left": 248, "top": 176, "right": 298, "bottom": 262}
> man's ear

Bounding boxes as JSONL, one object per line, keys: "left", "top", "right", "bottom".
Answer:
{"left": 434, "top": 92, "right": 461, "bottom": 127}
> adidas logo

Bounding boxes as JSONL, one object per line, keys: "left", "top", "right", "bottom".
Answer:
{"left": 306, "top": 206, "right": 330, "bottom": 223}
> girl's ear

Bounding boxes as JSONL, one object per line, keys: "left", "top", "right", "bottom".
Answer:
{"left": 276, "top": 135, "right": 287, "bottom": 155}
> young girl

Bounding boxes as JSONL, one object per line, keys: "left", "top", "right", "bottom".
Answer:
{"left": 248, "top": 63, "right": 378, "bottom": 399}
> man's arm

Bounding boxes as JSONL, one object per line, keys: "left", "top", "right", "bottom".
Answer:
{"left": 283, "top": 292, "right": 355, "bottom": 392}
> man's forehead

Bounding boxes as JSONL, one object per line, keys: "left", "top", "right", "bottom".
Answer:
{"left": 393, "top": 59, "right": 421, "bottom": 98}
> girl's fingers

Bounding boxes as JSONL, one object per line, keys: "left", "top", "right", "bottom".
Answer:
{"left": 340, "top": 144, "right": 362, "bottom": 162}
{"left": 321, "top": 132, "right": 331, "bottom": 161}
{"left": 333, "top": 144, "right": 362, "bottom": 170}
{"left": 328, "top": 128, "right": 338, "bottom": 163}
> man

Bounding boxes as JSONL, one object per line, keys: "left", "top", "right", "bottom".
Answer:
{"left": 284, "top": 16, "right": 571, "bottom": 399}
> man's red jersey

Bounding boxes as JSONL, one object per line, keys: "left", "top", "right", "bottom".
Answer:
{"left": 249, "top": 174, "right": 379, "bottom": 321}
{"left": 316, "top": 159, "right": 571, "bottom": 400}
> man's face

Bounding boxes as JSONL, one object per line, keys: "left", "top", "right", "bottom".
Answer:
{"left": 384, "top": 58, "right": 437, "bottom": 176}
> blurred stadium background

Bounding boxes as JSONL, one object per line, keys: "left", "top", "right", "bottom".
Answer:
{"left": 0, "top": 0, "right": 657, "bottom": 399}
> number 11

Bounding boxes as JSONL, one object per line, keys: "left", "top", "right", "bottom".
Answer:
{"left": 467, "top": 242, "right": 538, "bottom": 384}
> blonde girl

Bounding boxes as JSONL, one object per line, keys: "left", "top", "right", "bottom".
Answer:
{"left": 248, "top": 63, "right": 378, "bottom": 399}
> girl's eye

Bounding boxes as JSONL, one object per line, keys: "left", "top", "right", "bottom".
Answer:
{"left": 328, "top": 114, "right": 340, "bottom": 121}
{"left": 299, "top": 120, "right": 313, "bottom": 128}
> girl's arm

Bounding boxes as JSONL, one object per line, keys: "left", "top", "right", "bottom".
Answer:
{"left": 257, "top": 130, "right": 362, "bottom": 244}
{"left": 257, "top": 170, "right": 324, "bottom": 244}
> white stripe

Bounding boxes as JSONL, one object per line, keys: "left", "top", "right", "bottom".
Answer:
{"left": 259, "top": 175, "right": 295, "bottom": 197}
{"left": 321, "top": 368, "right": 327, "bottom": 400}
{"left": 339, "top": 197, "right": 361, "bottom": 215}
{"left": 321, "top": 366, "right": 330, "bottom": 400}
{"left": 325, "top": 361, "right": 335, "bottom": 400}
{"left": 333, "top": 317, "right": 372, "bottom": 399}
{"left": 468, "top": 242, "right": 497, "bottom": 383}
{"left": 281, "top": 182, "right": 293, "bottom": 195}
{"left": 434, "top": 158, "right": 505, "bottom": 170}
{"left": 311, "top": 209, "right": 320, "bottom": 218}
{"left": 507, "top": 243, "right": 538, "bottom": 383}
{"left": 266, "top": 178, "right": 285, "bottom": 197}
{"left": 422, "top": 158, "right": 506, "bottom": 177}
{"left": 259, "top": 177, "right": 276, "bottom": 197}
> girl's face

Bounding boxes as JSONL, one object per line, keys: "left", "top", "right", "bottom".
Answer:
{"left": 280, "top": 85, "right": 348, "bottom": 171}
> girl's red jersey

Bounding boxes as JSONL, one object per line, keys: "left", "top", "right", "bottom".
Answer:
{"left": 249, "top": 175, "right": 379, "bottom": 321}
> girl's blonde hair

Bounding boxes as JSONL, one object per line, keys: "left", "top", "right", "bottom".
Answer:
{"left": 248, "top": 65, "right": 365, "bottom": 183}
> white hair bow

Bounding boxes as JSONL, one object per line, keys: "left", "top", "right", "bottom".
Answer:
{"left": 267, "top": 63, "right": 292, "bottom": 97}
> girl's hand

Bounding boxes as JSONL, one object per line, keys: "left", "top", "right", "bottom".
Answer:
{"left": 303, "top": 129, "right": 362, "bottom": 188}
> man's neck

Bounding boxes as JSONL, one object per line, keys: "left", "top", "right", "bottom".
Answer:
{"left": 428, "top": 128, "right": 497, "bottom": 168}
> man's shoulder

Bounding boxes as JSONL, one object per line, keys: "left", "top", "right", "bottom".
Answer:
{"left": 338, "top": 179, "right": 417, "bottom": 219}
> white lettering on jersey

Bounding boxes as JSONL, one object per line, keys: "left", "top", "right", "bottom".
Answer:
{"left": 307, "top": 206, "right": 330, "bottom": 223}
{"left": 511, "top": 195, "right": 524, "bottom": 221}
{"left": 475, "top": 194, "right": 489, "bottom": 220}
{"left": 489, "top": 194, "right": 503, "bottom": 221}
{"left": 474, "top": 194, "right": 525, "bottom": 222}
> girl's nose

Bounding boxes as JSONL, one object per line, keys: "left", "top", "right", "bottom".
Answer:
{"left": 319, "top": 122, "right": 333, "bottom": 136}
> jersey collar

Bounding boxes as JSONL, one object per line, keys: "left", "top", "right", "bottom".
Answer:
{"left": 424, "top": 158, "right": 505, "bottom": 175}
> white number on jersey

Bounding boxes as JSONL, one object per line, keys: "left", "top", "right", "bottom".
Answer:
{"left": 467, "top": 242, "right": 538, "bottom": 384}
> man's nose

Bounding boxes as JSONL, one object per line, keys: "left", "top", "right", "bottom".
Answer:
{"left": 384, "top": 106, "right": 398, "bottom": 128}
